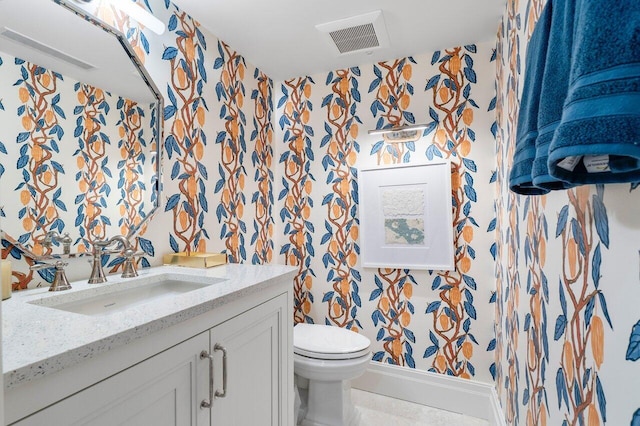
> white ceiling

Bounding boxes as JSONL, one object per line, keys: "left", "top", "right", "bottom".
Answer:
{"left": 171, "top": 0, "right": 505, "bottom": 81}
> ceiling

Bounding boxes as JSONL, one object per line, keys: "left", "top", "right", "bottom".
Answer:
{"left": 171, "top": 0, "right": 505, "bottom": 81}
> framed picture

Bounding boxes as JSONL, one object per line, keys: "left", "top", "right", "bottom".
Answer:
{"left": 358, "top": 161, "right": 454, "bottom": 270}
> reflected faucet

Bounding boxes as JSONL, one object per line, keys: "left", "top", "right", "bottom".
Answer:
{"left": 104, "top": 235, "right": 131, "bottom": 251}
{"left": 89, "top": 235, "right": 140, "bottom": 283}
{"left": 40, "top": 231, "right": 73, "bottom": 255}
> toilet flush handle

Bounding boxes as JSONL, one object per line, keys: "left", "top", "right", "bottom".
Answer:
{"left": 214, "top": 344, "right": 228, "bottom": 398}
{"left": 200, "top": 350, "right": 215, "bottom": 409}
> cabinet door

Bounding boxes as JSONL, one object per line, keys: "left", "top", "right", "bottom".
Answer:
{"left": 210, "top": 295, "right": 286, "bottom": 426}
{"left": 14, "top": 332, "right": 210, "bottom": 426}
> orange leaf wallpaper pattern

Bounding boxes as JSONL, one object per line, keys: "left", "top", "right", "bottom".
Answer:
{"left": 371, "top": 269, "right": 419, "bottom": 366}
{"left": 16, "top": 64, "right": 65, "bottom": 260}
{"left": 278, "top": 76, "right": 316, "bottom": 325}
{"left": 523, "top": 195, "right": 549, "bottom": 426}
{"left": 6, "top": 63, "right": 67, "bottom": 288}
{"left": 369, "top": 58, "right": 416, "bottom": 165}
{"left": 116, "top": 99, "right": 149, "bottom": 238}
{"left": 495, "top": 0, "right": 524, "bottom": 421}
{"left": 320, "top": 68, "right": 362, "bottom": 331}
{"left": 162, "top": 10, "right": 209, "bottom": 254}
{"left": 554, "top": 186, "right": 610, "bottom": 425}
{"left": 493, "top": 0, "right": 640, "bottom": 424}
{"left": 367, "top": 59, "right": 423, "bottom": 366}
{"left": 215, "top": 41, "right": 248, "bottom": 263}
{"left": 276, "top": 44, "right": 496, "bottom": 377}
{"left": 422, "top": 45, "right": 483, "bottom": 378}
{"left": 250, "top": 71, "right": 275, "bottom": 265}
{"left": 74, "top": 84, "right": 111, "bottom": 249}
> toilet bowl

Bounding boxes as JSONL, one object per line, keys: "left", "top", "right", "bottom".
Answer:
{"left": 294, "top": 324, "right": 371, "bottom": 426}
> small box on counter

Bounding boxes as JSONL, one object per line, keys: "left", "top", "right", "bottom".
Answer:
{"left": 162, "top": 252, "right": 227, "bottom": 269}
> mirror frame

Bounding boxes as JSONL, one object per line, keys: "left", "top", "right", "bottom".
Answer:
{"left": 2, "top": 0, "right": 164, "bottom": 259}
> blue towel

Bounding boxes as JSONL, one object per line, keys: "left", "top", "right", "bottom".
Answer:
{"left": 530, "top": 0, "right": 576, "bottom": 191}
{"left": 509, "top": 1, "right": 553, "bottom": 195}
{"left": 548, "top": 0, "right": 640, "bottom": 184}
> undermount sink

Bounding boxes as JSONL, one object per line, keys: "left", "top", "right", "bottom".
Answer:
{"left": 29, "top": 275, "right": 226, "bottom": 316}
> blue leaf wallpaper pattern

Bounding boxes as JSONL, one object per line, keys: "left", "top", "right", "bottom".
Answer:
{"left": 627, "top": 321, "right": 640, "bottom": 362}
{"left": 495, "top": 0, "right": 640, "bottom": 424}
{"left": 275, "top": 46, "right": 497, "bottom": 378}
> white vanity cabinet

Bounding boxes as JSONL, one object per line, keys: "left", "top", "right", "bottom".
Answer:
{"left": 208, "top": 294, "right": 284, "bottom": 425}
{"left": 14, "top": 332, "right": 210, "bottom": 426}
{"left": 5, "top": 267, "right": 294, "bottom": 426}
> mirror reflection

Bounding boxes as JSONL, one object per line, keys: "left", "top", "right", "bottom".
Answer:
{"left": 0, "top": 0, "right": 161, "bottom": 263}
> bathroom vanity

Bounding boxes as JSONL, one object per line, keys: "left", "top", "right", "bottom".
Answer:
{"left": 2, "top": 264, "right": 296, "bottom": 425}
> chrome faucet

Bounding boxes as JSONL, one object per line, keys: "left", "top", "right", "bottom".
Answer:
{"left": 89, "top": 236, "right": 140, "bottom": 283}
{"left": 88, "top": 240, "right": 111, "bottom": 284}
{"left": 40, "top": 231, "right": 73, "bottom": 255}
{"left": 31, "top": 260, "right": 72, "bottom": 291}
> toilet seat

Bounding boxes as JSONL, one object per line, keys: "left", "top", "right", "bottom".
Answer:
{"left": 294, "top": 324, "right": 371, "bottom": 360}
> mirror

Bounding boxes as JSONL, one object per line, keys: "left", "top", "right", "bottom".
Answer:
{"left": 0, "top": 0, "right": 162, "bottom": 262}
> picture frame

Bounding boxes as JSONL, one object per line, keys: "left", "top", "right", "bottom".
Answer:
{"left": 358, "top": 160, "right": 454, "bottom": 270}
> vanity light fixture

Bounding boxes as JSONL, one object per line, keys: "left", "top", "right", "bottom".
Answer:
{"left": 368, "top": 123, "right": 430, "bottom": 142}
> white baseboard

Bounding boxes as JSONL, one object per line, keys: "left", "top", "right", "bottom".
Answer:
{"left": 351, "top": 362, "right": 506, "bottom": 426}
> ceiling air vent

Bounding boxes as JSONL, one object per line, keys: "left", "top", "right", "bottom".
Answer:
{"left": 316, "top": 10, "right": 390, "bottom": 55}
{"left": 0, "top": 27, "right": 95, "bottom": 70}
{"left": 329, "top": 23, "right": 378, "bottom": 54}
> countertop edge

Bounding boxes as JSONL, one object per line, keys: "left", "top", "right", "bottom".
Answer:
{"left": 3, "top": 264, "right": 297, "bottom": 390}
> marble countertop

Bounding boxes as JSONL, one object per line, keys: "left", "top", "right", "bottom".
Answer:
{"left": 2, "top": 264, "right": 296, "bottom": 390}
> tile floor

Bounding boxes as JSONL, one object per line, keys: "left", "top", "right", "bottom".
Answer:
{"left": 352, "top": 389, "right": 489, "bottom": 426}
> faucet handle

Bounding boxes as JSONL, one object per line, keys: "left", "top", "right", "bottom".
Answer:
{"left": 30, "top": 259, "right": 66, "bottom": 271}
{"left": 30, "top": 260, "right": 72, "bottom": 291}
{"left": 121, "top": 248, "right": 143, "bottom": 279}
{"left": 93, "top": 239, "right": 111, "bottom": 250}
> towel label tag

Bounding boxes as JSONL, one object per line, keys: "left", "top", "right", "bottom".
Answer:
{"left": 557, "top": 155, "right": 582, "bottom": 171}
{"left": 584, "top": 155, "right": 610, "bottom": 173}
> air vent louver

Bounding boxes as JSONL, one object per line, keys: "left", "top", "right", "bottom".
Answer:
{"left": 329, "top": 23, "right": 379, "bottom": 54}
{"left": 0, "top": 27, "right": 95, "bottom": 70}
{"left": 316, "top": 10, "right": 389, "bottom": 56}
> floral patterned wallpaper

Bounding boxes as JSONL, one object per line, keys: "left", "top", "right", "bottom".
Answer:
{"left": 274, "top": 44, "right": 497, "bottom": 379}
{"left": 494, "top": 0, "right": 640, "bottom": 424}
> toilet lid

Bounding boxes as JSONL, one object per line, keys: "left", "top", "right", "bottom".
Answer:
{"left": 294, "top": 324, "right": 371, "bottom": 360}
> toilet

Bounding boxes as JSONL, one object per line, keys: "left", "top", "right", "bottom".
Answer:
{"left": 293, "top": 323, "right": 371, "bottom": 426}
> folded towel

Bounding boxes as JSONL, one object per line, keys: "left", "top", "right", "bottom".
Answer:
{"left": 530, "top": 0, "right": 577, "bottom": 191}
{"left": 509, "top": 1, "right": 552, "bottom": 195}
{"left": 548, "top": 0, "right": 640, "bottom": 184}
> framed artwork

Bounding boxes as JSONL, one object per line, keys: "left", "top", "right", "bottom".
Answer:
{"left": 358, "top": 161, "right": 454, "bottom": 270}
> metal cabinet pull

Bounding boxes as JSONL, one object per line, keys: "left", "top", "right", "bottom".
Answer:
{"left": 214, "top": 344, "right": 228, "bottom": 398}
{"left": 200, "top": 350, "right": 215, "bottom": 409}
